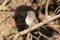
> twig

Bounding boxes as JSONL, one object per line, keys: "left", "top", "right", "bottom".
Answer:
{"left": 0, "top": 0, "right": 10, "bottom": 10}
{"left": 32, "top": 34, "right": 39, "bottom": 40}
{"left": 54, "top": 6, "right": 60, "bottom": 14}
{"left": 26, "top": 33, "right": 32, "bottom": 40}
{"left": 38, "top": 31, "right": 50, "bottom": 40}
{"left": 45, "top": 0, "right": 49, "bottom": 17}
{"left": 2, "top": 0, "right": 9, "bottom": 5}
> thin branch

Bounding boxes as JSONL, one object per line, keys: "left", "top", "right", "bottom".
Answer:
{"left": 54, "top": 6, "right": 60, "bottom": 14}
{"left": 0, "top": 0, "right": 10, "bottom": 10}
{"left": 45, "top": 0, "right": 49, "bottom": 17}
{"left": 38, "top": 32, "right": 50, "bottom": 40}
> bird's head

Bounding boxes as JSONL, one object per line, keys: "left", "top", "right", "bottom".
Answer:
{"left": 27, "top": 11, "right": 35, "bottom": 18}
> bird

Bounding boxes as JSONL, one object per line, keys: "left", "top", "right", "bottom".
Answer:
{"left": 25, "top": 11, "right": 38, "bottom": 27}
{"left": 14, "top": 5, "right": 35, "bottom": 31}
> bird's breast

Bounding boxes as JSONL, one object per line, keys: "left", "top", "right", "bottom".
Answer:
{"left": 25, "top": 17, "right": 36, "bottom": 26}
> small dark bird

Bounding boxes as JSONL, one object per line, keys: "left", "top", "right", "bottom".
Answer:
{"left": 14, "top": 5, "right": 34, "bottom": 31}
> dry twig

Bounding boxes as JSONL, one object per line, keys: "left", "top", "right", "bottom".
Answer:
{"left": 0, "top": 0, "right": 10, "bottom": 10}
{"left": 45, "top": 0, "right": 49, "bottom": 17}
